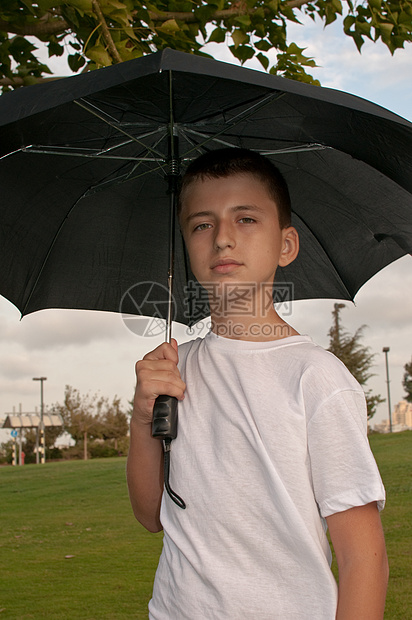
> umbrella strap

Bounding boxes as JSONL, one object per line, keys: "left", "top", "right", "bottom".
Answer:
{"left": 164, "top": 439, "right": 186, "bottom": 510}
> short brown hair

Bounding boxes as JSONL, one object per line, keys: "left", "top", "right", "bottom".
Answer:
{"left": 178, "top": 148, "right": 291, "bottom": 228}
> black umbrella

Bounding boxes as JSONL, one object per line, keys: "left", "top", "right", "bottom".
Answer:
{"left": 0, "top": 48, "right": 411, "bottom": 332}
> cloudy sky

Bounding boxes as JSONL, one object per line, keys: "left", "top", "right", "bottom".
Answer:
{"left": 1, "top": 16, "right": 411, "bottom": 443}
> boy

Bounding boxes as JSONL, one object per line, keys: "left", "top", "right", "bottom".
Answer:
{"left": 127, "top": 149, "right": 388, "bottom": 619}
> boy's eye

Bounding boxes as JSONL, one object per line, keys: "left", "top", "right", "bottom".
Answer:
{"left": 193, "top": 222, "right": 212, "bottom": 231}
{"left": 238, "top": 217, "right": 256, "bottom": 224}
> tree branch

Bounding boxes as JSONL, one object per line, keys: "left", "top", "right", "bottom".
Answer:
{"left": 0, "top": 0, "right": 310, "bottom": 39}
{"left": 147, "top": 0, "right": 309, "bottom": 23}
{"left": 0, "top": 76, "right": 24, "bottom": 87}
{"left": 92, "top": 0, "right": 123, "bottom": 64}
{"left": 0, "top": 16, "right": 69, "bottom": 37}
{"left": 0, "top": 76, "right": 63, "bottom": 88}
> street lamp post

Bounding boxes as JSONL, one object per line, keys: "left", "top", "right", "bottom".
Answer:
{"left": 382, "top": 348, "right": 392, "bottom": 433}
{"left": 33, "top": 377, "right": 47, "bottom": 464}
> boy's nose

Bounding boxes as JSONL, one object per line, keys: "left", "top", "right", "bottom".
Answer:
{"left": 214, "top": 222, "right": 235, "bottom": 250}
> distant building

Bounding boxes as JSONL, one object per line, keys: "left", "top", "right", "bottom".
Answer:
{"left": 393, "top": 400, "right": 412, "bottom": 427}
{"left": 373, "top": 400, "right": 412, "bottom": 433}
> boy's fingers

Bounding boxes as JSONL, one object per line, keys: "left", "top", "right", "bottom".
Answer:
{"left": 142, "top": 378, "right": 185, "bottom": 402}
{"left": 133, "top": 346, "right": 186, "bottom": 422}
{"left": 135, "top": 358, "right": 181, "bottom": 380}
{"left": 137, "top": 365, "right": 185, "bottom": 391}
{"left": 143, "top": 341, "right": 179, "bottom": 364}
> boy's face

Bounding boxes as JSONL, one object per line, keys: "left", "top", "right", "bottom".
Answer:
{"left": 180, "top": 173, "right": 299, "bottom": 294}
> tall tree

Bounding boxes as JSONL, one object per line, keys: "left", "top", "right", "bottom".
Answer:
{"left": 1, "top": 0, "right": 411, "bottom": 90}
{"left": 402, "top": 358, "right": 412, "bottom": 403}
{"left": 327, "top": 303, "right": 384, "bottom": 419}
{"left": 95, "top": 395, "right": 129, "bottom": 449}
{"left": 53, "top": 384, "right": 101, "bottom": 459}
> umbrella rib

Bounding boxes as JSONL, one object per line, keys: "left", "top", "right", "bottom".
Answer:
{"left": 180, "top": 128, "right": 330, "bottom": 158}
{"left": 260, "top": 144, "right": 332, "bottom": 155}
{"left": 9, "top": 125, "right": 167, "bottom": 163}
{"left": 74, "top": 99, "right": 166, "bottom": 163}
{"left": 182, "top": 92, "right": 286, "bottom": 159}
{"left": 21, "top": 145, "right": 164, "bottom": 162}
{"left": 85, "top": 130, "right": 170, "bottom": 194}
{"left": 20, "top": 191, "right": 89, "bottom": 316}
{"left": 179, "top": 127, "right": 239, "bottom": 153}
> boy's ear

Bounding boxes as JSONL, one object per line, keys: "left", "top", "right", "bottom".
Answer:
{"left": 279, "top": 227, "right": 299, "bottom": 267}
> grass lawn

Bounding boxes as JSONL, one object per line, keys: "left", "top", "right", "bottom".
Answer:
{"left": 1, "top": 431, "right": 411, "bottom": 619}
{"left": 369, "top": 431, "right": 412, "bottom": 619}
{"left": 0, "top": 458, "right": 163, "bottom": 619}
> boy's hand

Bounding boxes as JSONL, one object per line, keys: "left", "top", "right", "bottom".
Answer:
{"left": 133, "top": 338, "right": 186, "bottom": 426}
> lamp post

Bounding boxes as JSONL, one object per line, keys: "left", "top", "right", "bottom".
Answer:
{"left": 382, "top": 348, "right": 392, "bottom": 433}
{"left": 33, "top": 377, "right": 47, "bottom": 463}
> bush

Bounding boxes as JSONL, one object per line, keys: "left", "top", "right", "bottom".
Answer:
{"left": 46, "top": 447, "right": 63, "bottom": 460}
{"left": 61, "top": 444, "right": 89, "bottom": 460}
{"left": 89, "top": 441, "right": 118, "bottom": 459}
{"left": 0, "top": 440, "right": 14, "bottom": 465}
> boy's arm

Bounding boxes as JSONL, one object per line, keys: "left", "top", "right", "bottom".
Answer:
{"left": 126, "top": 339, "right": 186, "bottom": 533}
{"left": 326, "top": 501, "right": 389, "bottom": 620}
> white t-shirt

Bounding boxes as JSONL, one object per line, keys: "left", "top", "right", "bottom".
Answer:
{"left": 149, "top": 333, "right": 385, "bottom": 619}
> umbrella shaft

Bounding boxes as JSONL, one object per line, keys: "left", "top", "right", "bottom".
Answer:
{"left": 165, "top": 128, "right": 179, "bottom": 344}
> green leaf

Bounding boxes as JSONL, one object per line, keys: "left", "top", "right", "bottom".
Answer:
{"left": 193, "top": 4, "right": 218, "bottom": 24}
{"left": 280, "top": 4, "right": 301, "bottom": 23}
{"left": 252, "top": 7, "right": 266, "bottom": 20}
{"left": 352, "top": 31, "right": 365, "bottom": 51}
{"left": 331, "top": 0, "right": 343, "bottom": 14}
{"left": 69, "top": 0, "right": 94, "bottom": 13}
{"left": 208, "top": 27, "right": 226, "bottom": 43}
{"left": 256, "top": 52, "right": 269, "bottom": 70}
{"left": 229, "top": 44, "right": 255, "bottom": 63}
{"left": 102, "top": 0, "right": 128, "bottom": 9}
{"left": 255, "top": 39, "right": 272, "bottom": 52}
{"left": 399, "top": 10, "right": 412, "bottom": 24}
{"left": 378, "top": 21, "right": 395, "bottom": 40}
{"left": 37, "top": 0, "right": 64, "bottom": 9}
{"left": 325, "top": 6, "right": 338, "bottom": 26}
{"left": 157, "top": 18, "right": 181, "bottom": 33}
{"left": 267, "top": 0, "right": 280, "bottom": 13}
{"left": 234, "top": 14, "right": 252, "bottom": 27}
{"left": 356, "top": 20, "right": 372, "bottom": 36}
{"left": 68, "top": 52, "right": 86, "bottom": 71}
{"left": 85, "top": 44, "right": 112, "bottom": 65}
{"left": 48, "top": 40, "right": 64, "bottom": 57}
{"left": 231, "top": 29, "right": 249, "bottom": 48}
{"left": 368, "top": 0, "right": 381, "bottom": 10}
{"left": 343, "top": 14, "right": 356, "bottom": 34}
{"left": 108, "top": 9, "right": 132, "bottom": 27}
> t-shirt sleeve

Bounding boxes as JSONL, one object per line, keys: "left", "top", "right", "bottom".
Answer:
{"left": 307, "top": 387, "right": 385, "bottom": 518}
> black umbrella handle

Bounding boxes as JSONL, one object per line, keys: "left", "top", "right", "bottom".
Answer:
{"left": 152, "top": 395, "right": 186, "bottom": 510}
{"left": 152, "top": 394, "right": 178, "bottom": 440}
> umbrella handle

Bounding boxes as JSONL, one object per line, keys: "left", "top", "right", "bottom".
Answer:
{"left": 152, "top": 394, "right": 178, "bottom": 439}
{"left": 152, "top": 394, "right": 186, "bottom": 510}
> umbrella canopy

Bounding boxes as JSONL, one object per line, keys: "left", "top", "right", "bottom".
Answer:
{"left": 0, "top": 48, "right": 411, "bottom": 327}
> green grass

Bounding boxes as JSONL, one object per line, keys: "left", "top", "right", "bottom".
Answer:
{"left": 369, "top": 431, "right": 412, "bottom": 619}
{"left": 1, "top": 432, "right": 411, "bottom": 619}
{"left": 0, "top": 458, "right": 163, "bottom": 619}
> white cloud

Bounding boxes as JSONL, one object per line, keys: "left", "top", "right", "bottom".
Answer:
{"left": 284, "top": 17, "right": 412, "bottom": 120}
{"left": 0, "top": 298, "right": 126, "bottom": 351}
{"left": 0, "top": 352, "right": 40, "bottom": 381}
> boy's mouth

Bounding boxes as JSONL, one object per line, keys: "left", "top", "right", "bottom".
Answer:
{"left": 211, "top": 258, "right": 243, "bottom": 274}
